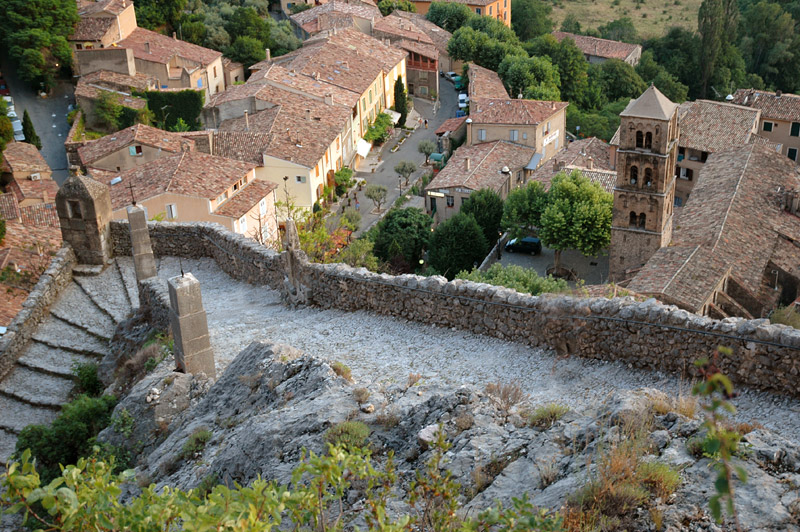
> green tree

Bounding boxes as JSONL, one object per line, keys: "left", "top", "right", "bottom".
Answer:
{"left": 502, "top": 180, "right": 549, "bottom": 236}
{"left": 393, "top": 76, "right": 408, "bottom": 126}
{"left": 21, "top": 110, "right": 41, "bottom": 150}
{"left": 0, "top": 100, "right": 12, "bottom": 154}
{"left": 225, "top": 36, "right": 266, "bottom": 69}
{"left": 418, "top": 140, "right": 436, "bottom": 164}
{"left": 373, "top": 207, "right": 431, "bottom": 267}
{"left": 467, "top": 14, "right": 519, "bottom": 44}
{"left": 428, "top": 212, "right": 488, "bottom": 280}
{"left": 636, "top": 51, "right": 688, "bottom": 102}
{"left": 395, "top": 160, "right": 417, "bottom": 185}
{"left": 560, "top": 13, "right": 582, "bottom": 33}
{"left": 365, "top": 183, "right": 388, "bottom": 211}
{"left": 497, "top": 54, "right": 561, "bottom": 100}
{"left": 170, "top": 117, "right": 191, "bottom": 132}
{"left": 526, "top": 35, "right": 590, "bottom": 104}
{"left": 377, "top": 0, "right": 416, "bottom": 16}
{"left": 181, "top": 20, "right": 207, "bottom": 45}
{"left": 697, "top": 0, "right": 738, "bottom": 98}
{"left": 0, "top": 0, "right": 79, "bottom": 90}
{"left": 597, "top": 17, "right": 638, "bottom": 43}
{"left": 426, "top": 1, "right": 474, "bottom": 33}
{"left": 596, "top": 60, "right": 647, "bottom": 101}
{"left": 461, "top": 188, "right": 504, "bottom": 246}
{"left": 133, "top": 0, "right": 187, "bottom": 31}
{"left": 511, "top": 0, "right": 553, "bottom": 41}
{"left": 95, "top": 91, "right": 122, "bottom": 131}
{"left": 289, "top": 3, "right": 312, "bottom": 13}
{"left": 338, "top": 238, "right": 379, "bottom": 270}
{"left": 739, "top": 1, "right": 800, "bottom": 91}
{"left": 644, "top": 28, "right": 703, "bottom": 98}
{"left": 538, "top": 170, "right": 612, "bottom": 271}
{"left": 225, "top": 6, "right": 270, "bottom": 45}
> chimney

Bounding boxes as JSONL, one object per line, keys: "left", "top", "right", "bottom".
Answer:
{"left": 777, "top": 89, "right": 782, "bottom": 97}
{"left": 244, "top": 110, "right": 250, "bottom": 131}
{"left": 553, "top": 158, "right": 559, "bottom": 171}
{"left": 305, "top": 108, "right": 311, "bottom": 120}
{"left": 342, "top": 61, "right": 348, "bottom": 69}
{"left": 587, "top": 156, "right": 593, "bottom": 170}
{"left": 266, "top": 48, "right": 271, "bottom": 62}
{"left": 551, "top": 101, "right": 555, "bottom": 109}
{"left": 465, "top": 157, "right": 471, "bottom": 171}
{"left": 324, "top": 93, "right": 333, "bottom": 105}
{"left": 144, "top": 42, "right": 150, "bottom": 54}
{"left": 122, "top": 0, "right": 126, "bottom": 6}
{"left": 173, "top": 32, "right": 177, "bottom": 40}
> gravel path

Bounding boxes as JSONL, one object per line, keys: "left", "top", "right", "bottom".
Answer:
{"left": 159, "top": 257, "right": 800, "bottom": 442}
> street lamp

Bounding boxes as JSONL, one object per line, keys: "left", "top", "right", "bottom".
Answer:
{"left": 398, "top": 177, "right": 403, "bottom": 194}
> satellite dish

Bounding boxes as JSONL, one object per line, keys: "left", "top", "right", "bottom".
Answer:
{"left": 726, "top": 94, "right": 734, "bottom": 101}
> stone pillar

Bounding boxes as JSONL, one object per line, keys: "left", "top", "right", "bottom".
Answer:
{"left": 127, "top": 205, "right": 157, "bottom": 281}
{"left": 168, "top": 273, "right": 216, "bottom": 378}
{"left": 55, "top": 175, "right": 113, "bottom": 265}
{"left": 282, "top": 219, "right": 309, "bottom": 305}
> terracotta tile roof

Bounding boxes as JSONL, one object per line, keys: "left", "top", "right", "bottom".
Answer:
{"left": 470, "top": 98, "right": 569, "bottom": 126}
{"left": 263, "top": 111, "right": 342, "bottom": 169}
{"left": 218, "top": 106, "right": 282, "bottom": 135}
{"left": 290, "top": 0, "right": 379, "bottom": 32}
{"left": 19, "top": 203, "right": 60, "bottom": 227}
{"left": 677, "top": 100, "right": 760, "bottom": 153}
{"left": 374, "top": 14, "right": 433, "bottom": 44}
{"left": 211, "top": 131, "right": 272, "bottom": 165}
{"left": 628, "top": 143, "right": 800, "bottom": 311}
{"left": 222, "top": 58, "right": 243, "bottom": 72}
{"left": 1, "top": 143, "right": 50, "bottom": 174}
{"left": 70, "top": 16, "right": 116, "bottom": 41}
{"left": 530, "top": 137, "right": 614, "bottom": 191}
{"left": 77, "top": 0, "right": 128, "bottom": 16}
{"left": 78, "top": 124, "right": 195, "bottom": 166}
{"left": 74, "top": 79, "right": 147, "bottom": 110}
{"left": 0, "top": 193, "right": 20, "bottom": 221}
{"left": 435, "top": 116, "right": 466, "bottom": 135}
{"left": 552, "top": 31, "right": 641, "bottom": 61}
{"left": 7, "top": 178, "right": 60, "bottom": 204}
{"left": 425, "top": 140, "right": 536, "bottom": 193}
{"left": 214, "top": 179, "right": 277, "bottom": 218}
{"left": 206, "top": 79, "right": 269, "bottom": 106}
{"left": 259, "top": 64, "right": 360, "bottom": 107}
{"left": 468, "top": 64, "right": 509, "bottom": 100}
{"left": 391, "top": 11, "right": 452, "bottom": 56}
{"left": 97, "top": 152, "right": 257, "bottom": 210}
{"left": 79, "top": 69, "right": 156, "bottom": 91}
{"left": 731, "top": 88, "right": 800, "bottom": 122}
{"left": 620, "top": 84, "right": 678, "bottom": 121}
{"left": 118, "top": 27, "right": 222, "bottom": 67}
{"left": 398, "top": 39, "right": 439, "bottom": 60}
{"left": 748, "top": 134, "right": 782, "bottom": 151}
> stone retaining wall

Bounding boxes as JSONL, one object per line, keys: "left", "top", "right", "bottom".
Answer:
{"left": 138, "top": 277, "right": 172, "bottom": 333}
{"left": 0, "top": 246, "right": 77, "bottom": 380}
{"left": 110, "top": 220, "right": 800, "bottom": 398}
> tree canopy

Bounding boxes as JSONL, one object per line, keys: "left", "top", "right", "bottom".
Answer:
{"left": 372, "top": 207, "right": 432, "bottom": 270}
{"left": 461, "top": 188, "right": 504, "bottom": 246}
{"left": 378, "top": 0, "right": 416, "bottom": 16}
{"left": 510, "top": 0, "right": 553, "bottom": 41}
{"left": 427, "top": 212, "right": 488, "bottom": 280}
{"left": 426, "top": 2, "right": 474, "bottom": 33}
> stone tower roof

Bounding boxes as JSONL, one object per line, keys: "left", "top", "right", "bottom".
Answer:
{"left": 56, "top": 174, "right": 110, "bottom": 202}
{"left": 620, "top": 84, "right": 678, "bottom": 121}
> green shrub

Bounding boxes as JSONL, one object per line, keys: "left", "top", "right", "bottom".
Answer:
{"left": 770, "top": 305, "right": 800, "bottom": 329}
{"left": 179, "top": 427, "right": 213, "bottom": 461}
{"left": 636, "top": 462, "right": 681, "bottom": 499}
{"left": 14, "top": 394, "right": 117, "bottom": 483}
{"left": 331, "top": 361, "right": 352, "bottom": 381}
{"left": 324, "top": 421, "right": 370, "bottom": 449}
{"left": 363, "top": 113, "right": 393, "bottom": 144}
{"left": 457, "top": 263, "right": 569, "bottom": 296}
{"left": 528, "top": 403, "right": 569, "bottom": 429}
{"left": 72, "top": 361, "right": 103, "bottom": 397}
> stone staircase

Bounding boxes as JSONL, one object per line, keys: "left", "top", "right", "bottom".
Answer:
{"left": 0, "top": 258, "right": 140, "bottom": 465}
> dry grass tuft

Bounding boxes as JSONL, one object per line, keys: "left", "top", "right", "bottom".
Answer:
{"left": 528, "top": 403, "right": 569, "bottom": 429}
{"left": 116, "top": 344, "right": 161, "bottom": 389}
{"left": 353, "top": 387, "right": 370, "bottom": 404}
{"left": 331, "top": 362, "right": 352, "bottom": 381}
{"left": 455, "top": 413, "right": 474, "bottom": 432}
{"left": 650, "top": 390, "right": 697, "bottom": 419}
{"left": 376, "top": 409, "right": 400, "bottom": 427}
{"left": 485, "top": 381, "right": 527, "bottom": 415}
{"left": 406, "top": 372, "right": 422, "bottom": 389}
{"left": 537, "top": 457, "right": 560, "bottom": 488}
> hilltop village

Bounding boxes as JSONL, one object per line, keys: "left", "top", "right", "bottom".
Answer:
{"left": 2, "top": 0, "right": 800, "bottom": 530}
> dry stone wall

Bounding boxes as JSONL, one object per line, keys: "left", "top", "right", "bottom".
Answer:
{"left": 109, "top": 220, "right": 800, "bottom": 398}
{"left": 0, "top": 246, "right": 76, "bottom": 380}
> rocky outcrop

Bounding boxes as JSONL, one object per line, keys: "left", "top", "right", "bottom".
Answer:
{"left": 99, "top": 340, "right": 800, "bottom": 531}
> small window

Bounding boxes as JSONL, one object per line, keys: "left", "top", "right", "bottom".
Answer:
{"left": 446, "top": 195, "right": 454, "bottom": 207}
{"left": 792, "top": 123, "right": 800, "bottom": 137}
{"left": 638, "top": 213, "right": 646, "bottom": 229}
{"left": 240, "top": 216, "right": 247, "bottom": 232}
{"left": 260, "top": 198, "right": 267, "bottom": 215}
{"left": 129, "top": 145, "right": 143, "bottom": 156}
{"left": 674, "top": 196, "right": 683, "bottom": 207}
{"left": 475, "top": 7, "right": 481, "bottom": 14}
{"left": 700, "top": 151, "right": 709, "bottom": 162}
{"left": 76, "top": 44, "right": 83, "bottom": 50}
{"left": 509, "top": 130, "right": 518, "bottom": 141}
{"left": 197, "top": 79, "right": 203, "bottom": 88}
{"left": 478, "top": 129, "right": 486, "bottom": 141}
{"left": 644, "top": 132, "right": 653, "bottom": 149}
{"left": 489, "top": 5, "right": 492, "bottom": 14}
{"left": 67, "top": 200, "right": 82, "bottom": 219}
{"left": 296, "top": 175, "right": 306, "bottom": 183}
{"left": 629, "top": 211, "right": 637, "bottom": 227}
{"left": 644, "top": 168, "right": 653, "bottom": 187}
{"left": 789, "top": 147, "right": 798, "bottom": 161}
{"left": 369, "top": 90, "right": 373, "bottom": 104}
{"left": 629, "top": 165, "right": 638, "bottom": 185}
{"left": 214, "top": 66, "right": 218, "bottom": 77}
{"left": 522, "top": 132, "right": 527, "bottom": 140}
{"left": 636, "top": 131, "right": 643, "bottom": 148}
{"left": 166, "top": 204, "right": 178, "bottom": 219}
{"left": 764, "top": 121, "right": 774, "bottom": 132}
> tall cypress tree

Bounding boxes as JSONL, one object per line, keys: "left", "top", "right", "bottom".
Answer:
{"left": 394, "top": 76, "right": 408, "bottom": 127}
{"left": 22, "top": 110, "right": 41, "bottom": 150}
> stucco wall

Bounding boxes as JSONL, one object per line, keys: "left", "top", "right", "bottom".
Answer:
{"left": 110, "top": 220, "right": 800, "bottom": 398}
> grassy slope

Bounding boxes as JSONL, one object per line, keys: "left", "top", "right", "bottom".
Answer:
{"left": 548, "top": 0, "right": 701, "bottom": 39}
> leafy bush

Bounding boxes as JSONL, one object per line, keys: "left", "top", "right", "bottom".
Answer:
{"left": 138, "top": 89, "right": 205, "bottom": 131}
{"left": 457, "top": 263, "right": 569, "bottom": 296}
{"left": 324, "top": 421, "right": 370, "bottom": 449}
{"left": 363, "top": 113, "right": 393, "bottom": 144}
{"left": 770, "top": 305, "right": 800, "bottom": 329}
{"left": 179, "top": 427, "right": 213, "bottom": 461}
{"left": 331, "top": 361, "right": 352, "bottom": 381}
{"left": 14, "top": 394, "right": 117, "bottom": 483}
{"left": 72, "top": 362, "right": 103, "bottom": 397}
{"left": 373, "top": 207, "right": 431, "bottom": 269}
{"left": 428, "top": 212, "right": 488, "bottom": 280}
{"left": 528, "top": 403, "right": 569, "bottom": 429}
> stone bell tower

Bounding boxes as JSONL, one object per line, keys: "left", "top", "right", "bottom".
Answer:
{"left": 56, "top": 174, "right": 113, "bottom": 265}
{"left": 609, "top": 85, "right": 679, "bottom": 282}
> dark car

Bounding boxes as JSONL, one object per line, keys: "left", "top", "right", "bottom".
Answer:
{"left": 505, "top": 236, "right": 542, "bottom": 254}
{"left": 0, "top": 79, "right": 9, "bottom": 96}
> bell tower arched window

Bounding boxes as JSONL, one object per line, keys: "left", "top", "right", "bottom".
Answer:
{"left": 644, "top": 168, "right": 653, "bottom": 187}
{"left": 645, "top": 132, "right": 653, "bottom": 150}
{"left": 636, "top": 131, "right": 643, "bottom": 148}
{"left": 629, "top": 211, "right": 637, "bottom": 227}
{"left": 630, "top": 165, "right": 638, "bottom": 185}
{"left": 638, "top": 213, "right": 646, "bottom": 228}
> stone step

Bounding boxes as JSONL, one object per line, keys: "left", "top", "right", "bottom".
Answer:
{"left": 74, "top": 268, "right": 132, "bottom": 324}
{"left": 0, "top": 366, "right": 75, "bottom": 407}
{"left": 0, "top": 395, "right": 59, "bottom": 434}
{"left": 0, "top": 428, "right": 17, "bottom": 465}
{"left": 17, "top": 343, "right": 98, "bottom": 378}
{"left": 49, "top": 283, "right": 115, "bottom": 340}
{"left": 32, "top": 318, "right": 110, "bottom": 357}
{"left": 115, "top": 257, "right": 140, "bottom": 309}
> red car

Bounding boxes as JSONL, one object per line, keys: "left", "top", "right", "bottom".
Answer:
{"left": 0, "top": 79, "right": 9, "bottom": 96}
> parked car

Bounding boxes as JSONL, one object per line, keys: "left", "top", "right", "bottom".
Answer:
{"left": 458, "top": 93, "right": 469, "bottom": 109}
{"left": 0, "top": 79, "right": 9, "bottom": 96}
{"left": 7, "top": 108, "right": 16, "bottom": 119}
{"left": 505, "top": 237, "right": 542, "bottom": 254}
{"left": 454, "top": 76, "right": 465, "bottom": 90}
{"left": 11, "top": 118, "right": 24, "bottom": 141}
{"left": 444, "top": 71, "right": 457, "bottom": 82}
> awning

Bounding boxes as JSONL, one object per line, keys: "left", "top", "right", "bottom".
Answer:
{"left": 356, "top": 138, "right": 372, "bottom": 157}
{"left": 384, "top": 109, "right": 401, "bottom": 125}
{"left": 525, "top": 153, "right": 543, "bottom": 170}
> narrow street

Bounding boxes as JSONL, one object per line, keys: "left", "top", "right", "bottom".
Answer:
{"left": 346, "top": 79, "right": 460, "bottom": 235}
{"left": 1, "top": 54, "right": 74, "bottom": 184}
